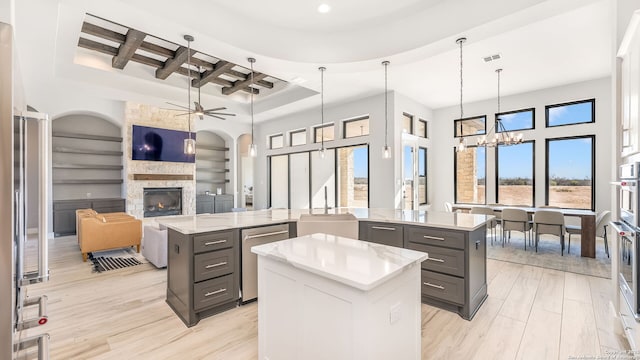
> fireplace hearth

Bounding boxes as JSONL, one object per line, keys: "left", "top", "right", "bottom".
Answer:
{"left": 143, "top": 187, "right": 182, "bottom": 217}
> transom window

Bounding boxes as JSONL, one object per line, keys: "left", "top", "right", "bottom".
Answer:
{"left": 290, "top": 129, "right": 306, "bottom": 146}
{"left": 546, "top": 99, "right": 595, "bottom": 127}
{"left": 454, "top": 116, "right": 486, "bottom": 137}
{"left": 344, "top": 117, "right": 370, "bottom": 138}
{"left": 496, "top": 108, "right": 535, "bottom": 132}
{"left": 402, "top": 113, "right": 413, "bottom": 134}
{"left": 314, "top": 124, "right": 335, "bottom": 143}
{"left": 416, "top": 119, "right": 428, "bottom": 138}
{"left": 270, "top": 134, "right": 284, "bottom": 149}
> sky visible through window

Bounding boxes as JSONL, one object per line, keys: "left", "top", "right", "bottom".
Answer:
{"left": 547, "top": 101, "right": 592, "bottom": 126}
{"left": 548, "top": 138, "right": 592, "bottom": 180}
{"left": 353, "top": 147, "right": 368, "bottom": 178}
{"left": 499, "top": 142, "right": 532, "bottom": 179}
{"left": 498, "top": 110, "right": 533, "bottom": 132}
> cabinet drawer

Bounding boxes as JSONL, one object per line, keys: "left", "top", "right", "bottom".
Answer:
{"left": 421, "top": 270, "right": 464, "bottom": 305}
{"left": 93, "top": 199, "right": 125, "bottom": 209}
{"left": 194, "top": 248, "right": 235, "bottom": 282}
{"left": 359, "top": 222, "right": 404, "bottom": 248}
{"left": 407, "top": 242, "right": 464, "bottom": 277}
{"left": 193, "top": 274, "right": 235, "bottom": 310}
{"left": 194, "top": 230, "right": 234, "bottom": 253}
{"left": 406, "top": 226, "right": 465, "bottom": 250}
{"left": 53, "top": 200, "right": 91, "bottom": 211}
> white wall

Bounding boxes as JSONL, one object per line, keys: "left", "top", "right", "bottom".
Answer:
{"left": 431, "top": 76, "right": 613, "bottom": 214}
{"left": 0, "top": 0, "right": 14, "bottom": 25}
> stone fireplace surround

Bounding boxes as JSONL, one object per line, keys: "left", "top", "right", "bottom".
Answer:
{"left": 124, "top": 103, "right": 196, "bottom": 220}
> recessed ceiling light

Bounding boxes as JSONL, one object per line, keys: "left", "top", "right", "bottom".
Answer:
{"left": 318, "top": 4, "right": 331, "bottom": 13}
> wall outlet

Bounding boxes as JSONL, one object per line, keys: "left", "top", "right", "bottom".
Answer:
{"left": 86, "top": 192, "right": 92, "bottom": 198}
{"left": 389, "top": 302, "right": 402, "bottom": 324}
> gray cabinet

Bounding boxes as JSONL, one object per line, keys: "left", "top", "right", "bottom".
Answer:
{"left": 53, "top": 198, "right": 125, "bottom": 236}
{"left": 405, "top": 225, "right": 487, "bottom": 320}
{"left": 196, "top": 194, "right": 233, "bottom": 214}
{"left": 196, "top": 195, "right": 214, "bottom": 214}
{"left": 166, "top": 228, "right": 239, "bottom": 327}
{"left": 358, "top": 221, "right": 404, "bottom": 248}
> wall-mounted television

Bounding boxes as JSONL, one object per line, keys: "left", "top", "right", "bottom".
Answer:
{"left": 132, "top": 125, "right": 196, "bottom": 163}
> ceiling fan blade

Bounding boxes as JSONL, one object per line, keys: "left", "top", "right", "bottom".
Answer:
{"left": 206, "top": 112, "right": 236, "bottom": 116}
{"left": 206, "top": 114, "right": 226, "bottom": 120}
{"left": 203, "top": 107, "right": 227, "bottom": 112}
{"left": 199, "top": 114, "right": 204, "bottom": 121}
{"left": 173, "top": 112, "right": 190, "bottom": 116}
{"left": 166, "top": 102, "right": 191, "bottom": 110}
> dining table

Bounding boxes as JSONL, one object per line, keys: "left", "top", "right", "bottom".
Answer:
{"left": 452, "top": 204, "right": 597, "bottom": 258}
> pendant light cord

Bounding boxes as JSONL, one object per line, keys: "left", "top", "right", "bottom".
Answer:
{"left": 250, "top": 60, "right": 255, "bottom": 144}
{"left": 187, "top": 38, "right": 192, "bottom": 139}
{"left": 384, "top": 61, "right": 388, "bottom": 147}
{"left": 459, "top": 39, "right": 464, "bottom": 120}
{"left": 320, "top": 67, "right": 325, "bottom": 149}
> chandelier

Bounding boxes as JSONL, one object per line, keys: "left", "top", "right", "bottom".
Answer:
{"left": 476, "top": 69, "right": 523, "bottom": 147}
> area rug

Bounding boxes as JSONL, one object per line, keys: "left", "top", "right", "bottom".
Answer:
{"left": 88, "top": 248, "right": 144, "bottom": 273}
{"left": 486, "top": 232, "right": 611, "bottom": 279}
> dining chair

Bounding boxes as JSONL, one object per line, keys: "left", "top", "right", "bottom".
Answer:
{"left": 565, "top": 210, "right": 611, "bottom": 258}
{"left": 533, "top": 210, "right": 566, "bottom": 255}
{"left": 470, "top": 206, "right": 499, "bottom": 245}
{"left": 501, "top": 208, "right": 532, "bottom": 249}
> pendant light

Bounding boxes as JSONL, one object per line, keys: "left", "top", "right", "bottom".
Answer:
{"left": 183, "top": 34, "right": 196, "bottom": 155}
{"left": 248, "top": 57, "right": 257, "bottom": 157}
{"left": 319, "top": 66, "right": 326, "bottom": 159}
{"left": 382, "top": 60, "right": 391, "bottom": 159}
{"left": 476, "top": 68, "right": 524, "bottom": 147}
{"left": 455, "top": 37, "right": 467, "bottom": 153}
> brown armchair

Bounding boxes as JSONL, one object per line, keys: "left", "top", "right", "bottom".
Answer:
{"left": 78, "top": 214, "right": 142, "bottom": 262}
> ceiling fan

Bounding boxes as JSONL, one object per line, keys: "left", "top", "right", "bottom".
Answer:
{"left": 167, "top": 67, "right": 237, "bottom": 121}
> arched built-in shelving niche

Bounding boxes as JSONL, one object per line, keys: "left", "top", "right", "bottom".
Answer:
{"left": 195, "top": 130, "right": 230, "bottom": 194}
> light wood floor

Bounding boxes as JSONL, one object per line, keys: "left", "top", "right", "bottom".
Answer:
{"left": 19, "top": 236, "right": 629, "bottom": 360}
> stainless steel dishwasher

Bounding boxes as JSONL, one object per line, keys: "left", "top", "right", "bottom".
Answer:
{"left": 241, "top": 223, "right": 290, "bottom": 303}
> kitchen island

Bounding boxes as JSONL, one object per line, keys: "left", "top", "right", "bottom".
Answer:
{"left": 157, "top": 208, "right": 490, "bottom": 326}
{"left": 252, "top": 233, "right": 428, "bottom": 360}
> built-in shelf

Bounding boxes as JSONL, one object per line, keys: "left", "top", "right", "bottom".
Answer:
{"left": 133, "top": 174, "right": 194, "bottom": 181}
{"left": 196, "top": 145, "right": 229, "bottom": 151}
{"left": 53, "top": 164, "right": 123, "bottom": 170}
{"left": 196, "top": 179, "right": 230, "bottom": 184}
{"left": 196, "top": 156, "right": 230, "bottom": 162}
{"left": 53, "top": 131, "right": 123, "bottom": 143}
{"left": 53, "top": 147, "right": 123, "bottom": 156}
{"left": 53, "top": 179, "right": 123, "bottom": 185}
{"left": 195, "top": 168, "right": 229, "bottom": 173}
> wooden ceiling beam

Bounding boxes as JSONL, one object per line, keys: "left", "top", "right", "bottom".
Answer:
{"left": 192, "top": 61, "right": 234, "bottom": 88}
{"left": 222, "top": 73, "right": 267, "bottom": 95}
{"left": 112, "top": 29, "right": 146, "bottom": 69}
{"left": 155, "top": 46, "right": 192, "bottom": 80}
{"left": 224, "top": 68, "right": 274, "bottom": 88}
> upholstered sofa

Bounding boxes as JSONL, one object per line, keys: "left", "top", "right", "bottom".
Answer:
{"left": 142, "top": 224, "right": 168, "bottom": 268}
{"left": 76, "top": 209, "right": 131, "bottom": 243}
{"left": 76, "top": 209, "right": 142, "bottom": 262}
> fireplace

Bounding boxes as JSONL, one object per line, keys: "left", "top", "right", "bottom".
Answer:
{"left": 143, "top": 187, "right": 182, "bottom": 217}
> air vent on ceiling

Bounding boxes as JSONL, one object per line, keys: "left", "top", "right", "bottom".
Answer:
{"left": 483, "top": 53, "right": 501, "bottom": 62}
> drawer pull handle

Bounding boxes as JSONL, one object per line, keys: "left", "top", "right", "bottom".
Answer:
{"left": 204, "top": 288, "right": 227, "bottom": 297}
{"left": 245, "top": 230, "right": 289, "bottom": 240}
{"left": 427, "top": 257, "right": 445, "bottom": 263}
{"left": 205, "top": 261, "right": 227, "bottom": 269}
{"left": 204, "top": 239, "right": 227, "bottom": 246}
{"left": 423, "top": 235, "right": 445, "bottom": 241}
{"left": 372, "top": 226, "right": 396, "bottom": 231}
{"left": 424, "top": 282, "right": 445, "bottom": 290}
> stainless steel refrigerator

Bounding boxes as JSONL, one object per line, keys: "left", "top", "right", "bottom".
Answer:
{"left": 1, "top": 21, "right": 51, "bottom": 360}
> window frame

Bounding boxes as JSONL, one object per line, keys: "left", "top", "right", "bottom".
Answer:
{"left": 454, "top": 115, "right": 487, "bottom": 138}
{"left": 545, "top": 98, "right": 595, "bottom": 128}
{"left": 544, "top": 135, "right": 595, "bottom": 211}
{"left": 402, "top": 113, "right": 414, "bottom": 134}
{"left": 289, "top": 129, "right": 307, "bottom": 147}
{"left": 269, "top": 133, "right": 284, "bottom": 149}
{"left": 495, "top": 140, "right": 536, "bottom": 207}
{"left": 495, "top": 107, "right": 535, "bottom": 132}
{"left": 418, "top": 146, "right": 427, "bottom": 205}
{"left": 343, "top": 116, "right": 370, "bottom": 139}
{"left": 453, "top": 145, "right": 487, "bottom": 205}
{"left": 336, "top": 143, "right": 370, "bottom": 208}
{"left": 313, "top": 123, "right": 335, "bottom": 143}
{"left": 417, "top": 118, "right": 428, "bottom": 138}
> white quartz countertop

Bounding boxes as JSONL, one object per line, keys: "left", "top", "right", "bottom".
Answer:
{"left": 155, "top": 208, "right": 491, "bottom": 234}
{"left": 251, "top": 233, "right": 428, "bottom": 291}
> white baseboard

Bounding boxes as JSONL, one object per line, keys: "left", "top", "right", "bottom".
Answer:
{"left": 27, "top": 227, "right": 38, "bottom": 235}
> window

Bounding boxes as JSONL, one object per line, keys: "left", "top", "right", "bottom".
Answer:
{"left": 546, "top": 99, "right": 595, "bottom": 127}
{"left": 416, "top": 119, "right": 428, "bottom": 138}
{"left": 290, "top": 129, "right": 306, "bottom": 146}
{"left": 454, "top": 146, "right": 486, "bottom": 204}
{"left": 402, "top": 113, "right": 413, "bottom": 134}
{"left": 270, "top": 134, "right": 284, "bottom": 149}
{"left": 496, "top": 108, "right": 534, "bottom": 132}
{"left": 496, "top": 141, "right": 534, "bottom": 206}
{"left": 454, "top": 116, "right": 486, "bottom": 137}
{"left": 344, "top": 117, "right": 370, "bottom": 138}
{"left": 314, "top": 124, "right": 335, "bottom": 143}
{"left": 337, "top": 145, "right": 368, "bottom": 207}
{"left": 418, "top": 147, "right": 427, "bottom": 205}
{"left": 546, "top": 136, "right": 594, "bottom": 210}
